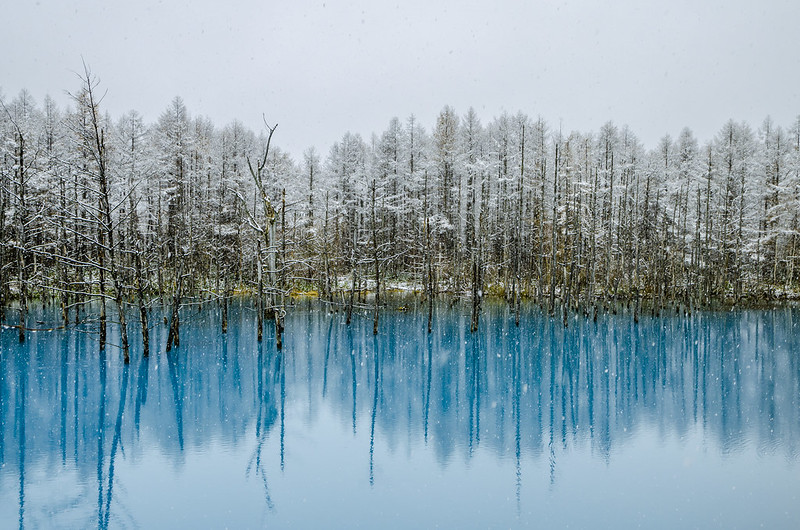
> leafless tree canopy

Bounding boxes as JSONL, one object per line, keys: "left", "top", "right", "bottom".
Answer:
{"left": 2, "top": 79, "right": 800, "bottom": 354}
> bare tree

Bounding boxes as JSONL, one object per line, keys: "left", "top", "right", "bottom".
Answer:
{"left": 71, "top": 65, "right": 132, "bottom": 362}
{"left": 245, "top": 119, "right": 281, "bottom": 346}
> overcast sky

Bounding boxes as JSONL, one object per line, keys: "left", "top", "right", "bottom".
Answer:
{"left": 2, "top": 0, "right": 799, "bottom": 159}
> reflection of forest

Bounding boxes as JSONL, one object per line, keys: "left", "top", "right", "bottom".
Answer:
{"left": 1, "top": 303, "right": 799, "bottom": 524}
{"left": 304, "top": 303, "right": 800, "bottom": 466}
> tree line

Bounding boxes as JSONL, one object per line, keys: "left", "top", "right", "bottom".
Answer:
{"left": 2, "top": 72, "right": 800, "bottom": 357}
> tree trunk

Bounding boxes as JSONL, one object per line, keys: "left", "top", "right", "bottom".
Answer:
{"left": 276, "top": 189, "right": 286, "bottom": 350}
{"left": 257, "top": 246, "right": 264, "bottom": 342}
{"left": 99, "top": 230, "right": 107, "bottom": 351}
{"left": 514, "top": 124, "right": 525, "bottom": 327}
{"left": 135, "top": 249, "right": 150, "bottom": 357}
{"left": 549, "top": 143, "right": 559, "bottom": 315}
{"left": 166, "top": 259, "right": 184, "bottom": 352}
{"left": 372, "top": 180, "right": 380, "bottom": 335}
{"left": 15, "top": 132, "right": 28, "bottom": 343}
{"left": 346, "top": 266, "right": 357, "bottom": 326}
{"left": 221, "top": 276, "right": 229, "bottom": 334}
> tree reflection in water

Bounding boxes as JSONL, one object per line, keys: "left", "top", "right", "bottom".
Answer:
{"left": 0, "top": 301, "right": 799, "bottom": 527}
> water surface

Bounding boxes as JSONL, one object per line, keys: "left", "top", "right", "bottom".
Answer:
{"left": 1, "top": 302, "right": 799, "bottom": 528}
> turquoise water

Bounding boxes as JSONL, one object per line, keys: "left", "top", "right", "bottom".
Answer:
{"left": 1, "top": 302, "right": 799, "bottom": 528}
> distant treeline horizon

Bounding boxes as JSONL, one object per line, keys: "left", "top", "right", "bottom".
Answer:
{"left": 2, "top": 71, "right": 799, "bottom": 357}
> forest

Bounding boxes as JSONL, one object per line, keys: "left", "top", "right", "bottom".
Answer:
{"left": 2, "top": 71, "right": 800, "bottom": 359}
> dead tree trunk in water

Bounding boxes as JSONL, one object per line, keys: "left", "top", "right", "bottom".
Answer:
{"left": 266, "top": 211, "right": 277, "bottom": 323}
{"left": 549, "top": 143, "right": 559, "bottom": 316}
{"left": 58, "top": 177, "right": 70, "bottom": 326}
{"left": 247, "top": 120, "right": 280, "bottom": 348}
{"left": 257, "top": 243, "right": 264, "bottom": 342}
{"left": 346, "top": 233, "right": 357, "bottom": 327}
{"left": 470, "top": 212, "right": 484, "bottom": 333}
{"left": 3, "top": 102, "right": 29, "bottom": 343}
{"left": 427, "top": 254, "right": 434, "bottom": 334}
{"left": 135, "top": 248, "right": 149, "bottom": 356}
{"left": 424, "top": 170, "right": 434, "bottom": 334}
{"left": 563, "top": 262, "right": 575, "bottom": 327}
{"left": 16, "top": 141, "right": 28, "bottom": 344}
{"left": 0, "top": 158, "right": 6, "bottom": 324}
{"left": 470, "top": 257, "right": 480, "bottom": 332}
{"left": 514, "top": 123, "right": 525, "bottom": 327}
{"left": 77, "top": 67, "right": 132, "bottom": 362}
{"left": 221, "top": 276, "right": 229, "bottom": 334}
{"left": 166, "top": 258, "right": 184, "bottom": 352}
{"left": 98, "top": 230, "right": 107, "bottom": 351}
{"left": 371, "top": 180, "right": 380, "bottom": 335}
{"left": 276, "top": 188, "right": 286, "bottom": 350}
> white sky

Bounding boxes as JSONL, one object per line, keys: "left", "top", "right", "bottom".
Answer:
{"left": 2, "top": 0, "right": 799, "bottom": 159}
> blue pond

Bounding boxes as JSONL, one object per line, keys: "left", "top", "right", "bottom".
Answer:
{"left": 1, "top": 301, "right": 799, "bottom": 528}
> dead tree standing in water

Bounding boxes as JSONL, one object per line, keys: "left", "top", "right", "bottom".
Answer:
{"left": 246, "top": 120, "right": 281, "bottom": 347}
{"left": 75, "top": 67, "right": 132, "bottom": 362}
{"left": 1, "top": 98, "right": 32, "bottom": 343}
{"left": 165, "top": 257, "right": 184, "bottom": 352}
{"left": 371, "top": 180, "right": 381, "bottom": 334}
{"left": 513, "top": 123, "right": 525, "bottom": 327}
{"left": 423, "top": 170, "right": 434, "bottom": 333}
